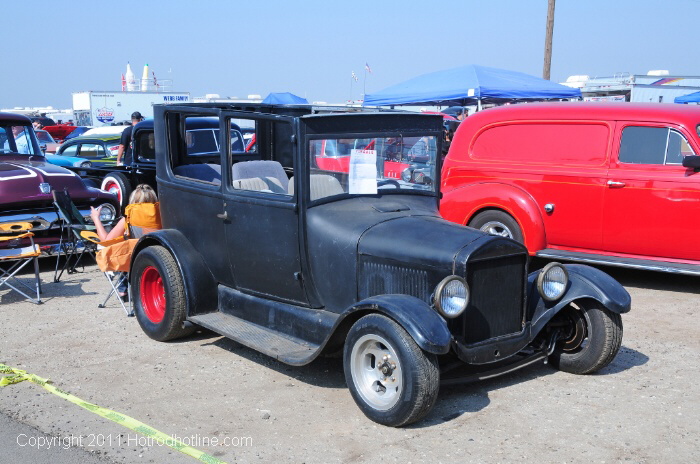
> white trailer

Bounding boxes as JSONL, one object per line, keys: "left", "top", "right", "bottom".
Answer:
{"left": 72, "top": 90, "right": 191, "bottom": 126}
{"left": 576, "top": 72, "right": 700, "bottom": 103}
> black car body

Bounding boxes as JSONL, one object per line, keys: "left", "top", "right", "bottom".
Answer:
{"left": 128, "top": 103, "right": 631, "bottom": 427}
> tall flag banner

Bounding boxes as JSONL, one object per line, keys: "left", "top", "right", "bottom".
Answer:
{"left": 152, "top": 71, "right": 158, "bottom": 88}
{"left": 352, "top": 71, "right": 358, "bottom": 82}
{"left": 365, "top": 63, "right": 372, "bottom": 74}
{"left": 121, "top": 73, "right": 126, "bottom": 91}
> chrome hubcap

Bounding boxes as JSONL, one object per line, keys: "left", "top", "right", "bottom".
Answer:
{"left": 479, "top": 221, "right": 513, "bottom": 238}
{"left": 350, "top": 334, "right": 403, "bottom": 411}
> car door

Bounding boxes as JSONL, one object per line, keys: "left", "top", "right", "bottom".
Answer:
{"left": 220, "top": 112, "right": 309, "bottom": 305}
{"left": 603, "top": 123, "right": 700, "bottom": 260}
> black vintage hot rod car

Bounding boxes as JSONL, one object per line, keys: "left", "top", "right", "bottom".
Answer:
{"left": 128, "top": 103, "right": 631, "bottom": 426}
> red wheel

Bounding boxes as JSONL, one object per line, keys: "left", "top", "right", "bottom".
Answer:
{"left": 132, "top": 245, "right": 194, "bottom": 341}
{"left": 100, "top": 173, "right": 132, "bottom": 209}
{"left": 140, "top": 266, "right": 166, "bottom": 324}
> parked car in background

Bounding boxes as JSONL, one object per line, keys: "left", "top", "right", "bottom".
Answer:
{"left": 44, "top": 123, "right": 77, "bottom": 142}
{"left": 34, "top": 129, "right": 61, "bottom": 153}
{"left": 75, "top": 117, "right": 249, "bottom": 207}
{"left": 441, "top": 102, "right": 700, "bottom": 275}
{"left": 63, "top": 126, "right": 92, "bottom": 141}
{"left": 52, "top": 134, "right": 120, "bottom": 168}
{"left": 0, "top": 113, "right": 119, "bottom": 250}
{"left": 127, "top": 103, "right": 630, "bottom": 427}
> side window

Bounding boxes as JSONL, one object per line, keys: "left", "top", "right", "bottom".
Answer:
{"left": 60, "top": 144, "right": 78, "bottom": 157}
{"left": 228, "top": 117, "right": 292, "bottom": 196}
{"left": 134, "top": 132, "right": 155, "bottom": 161}
{"left": 619, "top": 126, "right": 668, "bottom": 165}
{"left": 167, "top": 114, "right": 222, "bottom": 186}
{"left": 619, "top": 126, "right": 696, "bottom": 165}
{"left": 77, "top": 143, "right": 105, "bottom": 159}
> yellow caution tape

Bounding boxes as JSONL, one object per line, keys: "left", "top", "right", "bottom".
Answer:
{"left": 0, "top": 364, "right": 226, "bottom": 464}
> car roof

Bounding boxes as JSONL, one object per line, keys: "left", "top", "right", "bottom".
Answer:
{"left": 464, "top": 102, "right": 700, "bottom": 125}
{"left": 63, "top": 134, "right": 122, "bottom": 143}
{"left": 0, "top": 112, "right": 31, "bottom": 124}
{"left": 134, "top": 117, "right": 242, "bottom": 131}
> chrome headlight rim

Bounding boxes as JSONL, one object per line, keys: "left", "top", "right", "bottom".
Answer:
{"left": 76, "top": 160, "right": 92, "bottom": 168}
{"left": 97, "top": 202, "right": 117, "bottom": 223}
{"left": 537, "top": 262, "right": 569, "bottom": 302}
{"left": 433, "top": 275, "right": 470, "bottom": 319}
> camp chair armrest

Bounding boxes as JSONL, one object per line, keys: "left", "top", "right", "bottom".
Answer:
{"left": 80, "top": 230, "right": 125, "bottom": 247}
{"left": 0, "top": 222, "right": 34, "bottom": 233}
{"left": 0, "top": 231, "right": 34, "bottom": 241}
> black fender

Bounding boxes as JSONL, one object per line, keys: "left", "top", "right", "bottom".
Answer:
{"left": 528, "top": 264, "right": 631, "bottom": 336}
{"left": 346, "top": 295, "right": 453, "bottom": 355}
{"left": 131, "top": 229, "right": 218, "bottom": 316}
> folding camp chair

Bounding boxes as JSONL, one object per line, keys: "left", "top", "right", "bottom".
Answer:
{"left": 52, "top": 189, "right": 99, "bottom": 282}
{"left": 88, "top": 202, "right": 161, "bottom": 316}
{"left": 0, "top": 222, "right": 42, "bottom": 304}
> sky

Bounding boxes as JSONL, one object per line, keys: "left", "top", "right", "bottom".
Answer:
{"left": 3, "top": 0, "right": 700, "bottom": 110}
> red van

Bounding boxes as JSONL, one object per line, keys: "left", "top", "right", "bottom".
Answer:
{"left": 440, "top": 102, "right": 700, "bottom": 274}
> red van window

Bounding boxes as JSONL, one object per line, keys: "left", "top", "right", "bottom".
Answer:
{"left": 471, "top": 123, "right": 609, "bottom": 166}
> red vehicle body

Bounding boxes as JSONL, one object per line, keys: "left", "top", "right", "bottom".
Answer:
{"left": 440, "top": 102, "right": 700, "bottom": 274}
{"left": 44, "top": 124, "right": 77, "bottom": 142}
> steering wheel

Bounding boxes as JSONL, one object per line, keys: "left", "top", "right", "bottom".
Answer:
{"left": 377, "top": 179, "right": 401, "bottom": 189}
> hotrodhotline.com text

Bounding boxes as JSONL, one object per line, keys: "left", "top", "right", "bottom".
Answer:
{"left": 16, "top": 433, "right": 253, "bottom": 450}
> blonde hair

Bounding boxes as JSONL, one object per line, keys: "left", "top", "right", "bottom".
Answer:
{"left": 129, "top": 184, "right": 158, "bottom": 204}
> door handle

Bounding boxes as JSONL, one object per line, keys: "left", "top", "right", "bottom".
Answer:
{"left": 607, "top": 181, "right": 626, "bottom": 188}
{"left": 216, "top": 211, "right": 228, "bottom": 220}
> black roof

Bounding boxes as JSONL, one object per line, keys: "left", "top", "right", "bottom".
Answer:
{"left": 0, "top": 112, "right": 32, "bottom": 124}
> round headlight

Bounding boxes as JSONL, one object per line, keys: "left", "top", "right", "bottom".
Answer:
{"left": 77, "top": 160, "right": 92, "bottom": 168}
{"left": 401, "top": 168, "right": 412, "bottom": 182}
{"left": 537, "top": 262, "right": 569, "bottom": 301}
{"left": 97, "top": 203, "right": 117, "bottom": 223}
{"left": 434, "top": 275, "right": 469, "bottom": 318}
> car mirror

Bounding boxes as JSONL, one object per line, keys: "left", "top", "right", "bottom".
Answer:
{"left": 682, "top": 155, "right": 700, "bottom": 171}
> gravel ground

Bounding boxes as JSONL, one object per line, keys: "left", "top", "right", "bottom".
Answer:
{"left": 0, "top": 258, "right": 698, "bottom": 464}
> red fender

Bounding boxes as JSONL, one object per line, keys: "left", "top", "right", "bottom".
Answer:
{"left": 439, "top": 182, "right": 546, "bottom": 253}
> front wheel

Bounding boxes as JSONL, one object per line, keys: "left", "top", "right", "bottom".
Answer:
{"left": 344, "top": 314, "right": 440, "bottom": 427}
{"left": 101, "top": 172, "right": 132, "bottom": 209}
{"left": 468, "top": 210, "right": 523, "bottom": 242}
{"left": 548, "top": 300, "right": 623, "bottom": 374}
{"left": 132, "top": 245, "right": 195, "bottom": 341}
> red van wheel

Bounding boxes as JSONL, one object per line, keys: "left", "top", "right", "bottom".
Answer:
{"left": 469, "top": 210, "right": 523, "bottom": 243}
{"left": 132, "top": 246, "right": 195, "bottom": 341}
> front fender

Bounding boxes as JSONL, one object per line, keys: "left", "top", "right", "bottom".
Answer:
{"left": 348, "top": 295, "right": 452, "bottom": 355}
{"left": 132, "top": 229, "right": 218, "bottom": 316}
{"left": 528, "top": 264, "right": 631, "bottom": 336}
{"left": 439, "top": 181, "right": 546, "bottom": 252}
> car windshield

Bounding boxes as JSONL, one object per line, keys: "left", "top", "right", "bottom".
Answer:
{"left": 36, "top": 131, "right": 55, "bottom": 143}
{"left": 308, "top": 135, "right": 438, "bottom": 199}
{"left": 0, "top": 124, "right": 39, "bottom": 155}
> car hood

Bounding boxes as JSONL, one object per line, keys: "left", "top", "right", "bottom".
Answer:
{"left": 358, "top": 215, "right": 485, "bottom": 269}
{"left": 0, "top": 158, "right": 89, "bottom": 207}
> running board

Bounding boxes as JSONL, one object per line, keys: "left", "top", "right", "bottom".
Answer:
{"left": 536, "top": 249, "right": 700, "bottom": 276}
{"left": 188, "top": 312, "right": 320, "bottom": 366}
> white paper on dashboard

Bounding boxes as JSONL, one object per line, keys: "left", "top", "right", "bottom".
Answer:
{"left": 349, "top": 149, "right": 378, "bottom": 194}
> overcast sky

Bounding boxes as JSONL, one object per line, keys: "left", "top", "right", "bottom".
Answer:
{"left": 4, "top": 0, "right": 700, "bottom": 109}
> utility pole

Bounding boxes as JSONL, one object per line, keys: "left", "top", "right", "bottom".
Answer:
{"left": 543, "top": 0, "right": 556, "bottom": 80}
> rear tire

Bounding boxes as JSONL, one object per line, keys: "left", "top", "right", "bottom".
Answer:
{"left": 132, "top": 245, "right": 195, "bottom": 341}
{"left": 101, "top": 172, "right": 132, "bottom": 209}
{"left": 549, "top": 300, "right": 623, "bottom": 374}
{"left": 469, "top": 210, "right": 523, "bottom": 242}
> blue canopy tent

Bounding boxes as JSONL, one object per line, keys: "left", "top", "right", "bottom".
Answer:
{"left": 674, "top": 91, "right": 700, "bottom": 104}
{"left": 363, "top": 64, "right": 581, "bottom": 107}
{"left": 262, "top": 92, "right": 309, "bottom": 104}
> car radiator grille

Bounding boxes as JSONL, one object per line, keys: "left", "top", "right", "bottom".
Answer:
{"left": 359, "top": 261, "right": 431, "bottom": 303}
{"left": 450, "top": 254, "right": 526, "bottom": 344}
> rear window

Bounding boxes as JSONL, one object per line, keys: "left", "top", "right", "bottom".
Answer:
{"left": 471, "top": 123, "right": 609, "bottom": 166}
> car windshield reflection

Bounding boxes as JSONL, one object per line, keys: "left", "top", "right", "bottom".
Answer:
{"left": 0, "top": 124, "right": 39, "bottom": 155}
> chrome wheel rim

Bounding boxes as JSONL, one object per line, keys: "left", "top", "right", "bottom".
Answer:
{"left": 479, "top": 221, "right": 513, "bottom": 238}
{"left": 350, "top": 334, "right": 403, "bottom": 411}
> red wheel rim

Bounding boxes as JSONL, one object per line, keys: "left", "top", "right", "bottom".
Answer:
{"left": 140, "top": 266, "right": 165, "bottom": 323}
{"left": 103, "top": 180, "right": 122, "bottom": 204}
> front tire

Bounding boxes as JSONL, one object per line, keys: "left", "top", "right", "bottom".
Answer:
{"left": 344, "top": 314, "right": 440, "bottom": 427}
{"left": 101, "top": 172, "right": 132, "bottom": 209}
{"left": 132, "top": 245, "right": 195, "bottom": 341}
{"left": 549, "top": 300, "right": 623, "bottom": 374}
{"left": 469, "top": 210, "right": 523, "bottom": 242}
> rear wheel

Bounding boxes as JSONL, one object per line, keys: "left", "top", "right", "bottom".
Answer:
{"left": 344, "top": 314, "right": 440, "bottom": 427}
{"left": 549, "top": 300, "right": 623, "bottom": 374}
{"left": 469, "top": 210, "right": 523, "bottom": 242}
{"left": 101, "top": 172, "right": 132, "bottom": 209}
{"left": 132, "top": 245, "right": 194, "bottom": 341}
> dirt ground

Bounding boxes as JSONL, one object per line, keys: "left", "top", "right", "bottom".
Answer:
{"left": 1, "top": 258, "right": 698, "bottom": 464}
